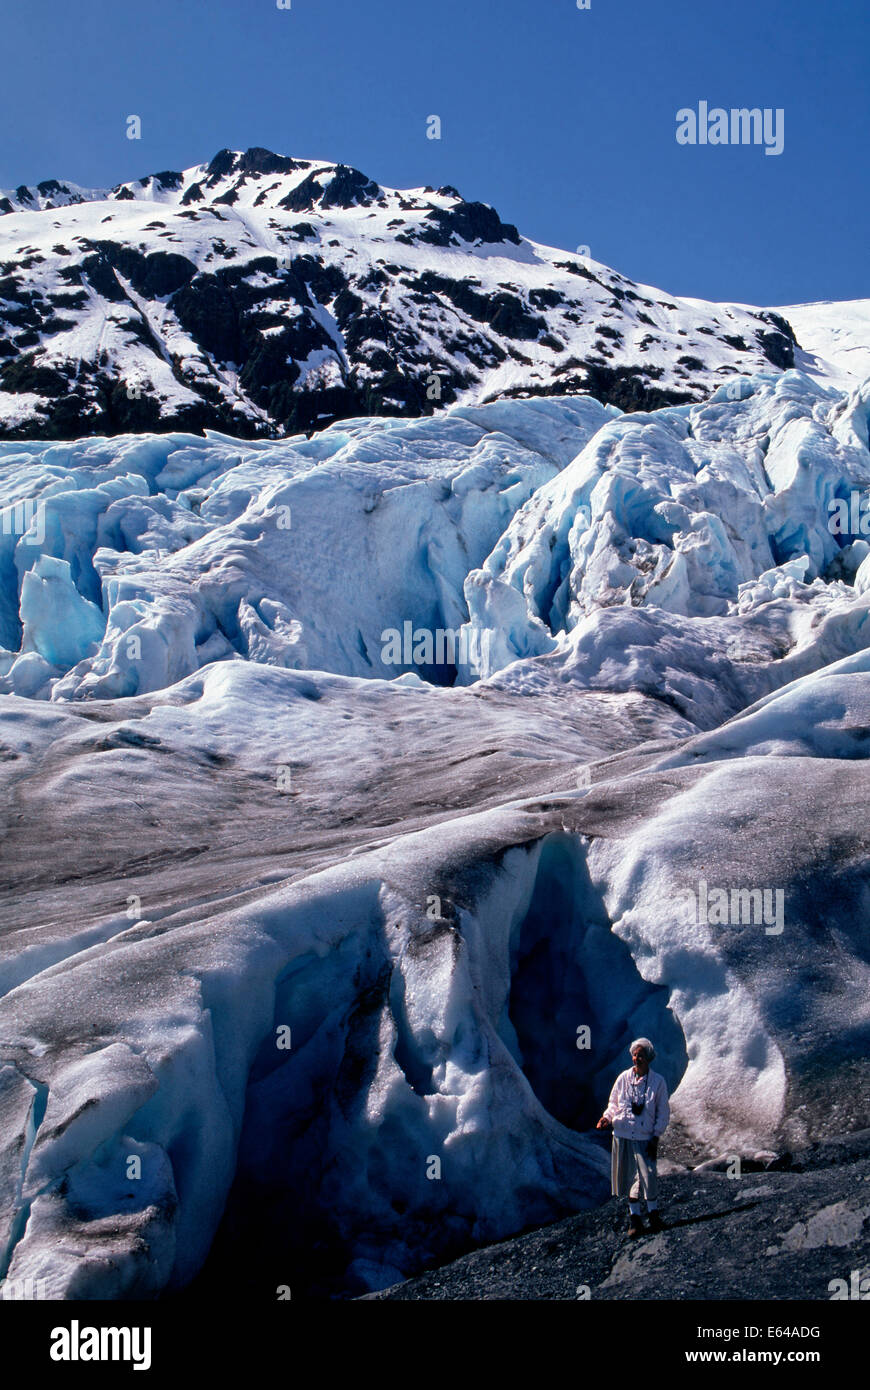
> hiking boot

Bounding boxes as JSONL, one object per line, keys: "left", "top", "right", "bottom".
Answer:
{"left": 628, "top": 1215, "right": 645, "bottom": 1238}
{"left": 647, "top": 1211, "right": 664, "bottom": 1233}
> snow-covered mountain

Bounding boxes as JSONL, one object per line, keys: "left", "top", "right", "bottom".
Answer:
{"left": 0, "top": 146, "right": 804, "bottom": 440}
{"left": 778, "top": 299, "right": 870, "bottom": 387}
{"left": 1, "top": 365, "right": 870, "bottom": 1298}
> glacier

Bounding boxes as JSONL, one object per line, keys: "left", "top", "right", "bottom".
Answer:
{"left": 0, "top": 395, "right": 617, "bottom": 699}
{"left": 0, "top": 370, "right": 869, "bottom": 1298}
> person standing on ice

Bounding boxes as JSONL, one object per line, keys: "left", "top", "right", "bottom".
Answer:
{"left": 596, "top": 1038, "right": 670, "bottom": 1238}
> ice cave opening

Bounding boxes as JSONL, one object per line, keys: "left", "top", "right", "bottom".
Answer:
{"left": 502, "top": 834, "right": 688, "bottom": 1133}
{"left": 174, "top": 835, "right": 689, "bottom": 1300}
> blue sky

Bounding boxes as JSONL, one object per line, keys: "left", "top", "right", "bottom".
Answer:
{"left": 1, "top": 0, "right": 866, "bottom": 305}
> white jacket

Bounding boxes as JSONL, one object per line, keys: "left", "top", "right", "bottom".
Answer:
{"left": 604, "top": 1067, "right": 670, "bottom": 1141}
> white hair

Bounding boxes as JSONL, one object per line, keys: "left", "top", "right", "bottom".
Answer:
{"left": 630, "top": 1037, "right": 655, "bottom": 1061}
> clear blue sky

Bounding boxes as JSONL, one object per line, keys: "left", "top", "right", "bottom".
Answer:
{"left": 1, "top": 0, "right": 867, "bottom": 305}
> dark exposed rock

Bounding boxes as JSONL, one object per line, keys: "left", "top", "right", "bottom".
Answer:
{"left": 278, "top": 172, "right": 327, "bottom": 212}
{"left": 357, "top": 267, "right": 388, "bottom": 292}
{"left": 757, "top": 332, "right": 794, "bottom": 370}
{"left": 495, "top": 363, "right": 693, "bottom": 414}
{"left": 83, "top": 244, "right": 198, "bottom": 299}
{"left": 364, "top": 1135, "right": 870, "bottom": 1302}
{"left": 0, "top": 354, "right": 70, "bottom": 397}
{"left": 39, "top": 315, "right": 78, "bottom": 334}
{"left": 759, "top": 309, "right": 798, "bottom": 344}
{"left": 1, "top": 298, "right": 43, "bottom": 329}
{"left": 345, "top": 312, "right": 391, "bottom": 353}
{"left": 205, "top": 149, "right": 237, "bottom": 184}
{"left": 413, "top": 272, "right": 545, "bottom": 340}
{"left": 553, "top": 263, "right": 618, "bottom": 303}
{"left": 236, "top": 148, "right": 303, "bottom": 177}
{"left": 530, "top": 287, "right": 564, "bottom": 309}
{"left": 171, "top": 274, "right": 243, "bottom": 363}
{"left": 417, "top": 200, "right": 521, "bottom": 247}
{"left": 279, "top": 164, "right": 380, "bottom": 214}
{"left": 78, "top": 254, "right": 124, "bottom": 300}
{"left": 755, "top": 313, "right": 797, "bottom": 370}
{"left": 289, "top": 255, "right": 346, "bottom": 302}
{"left": 581, "top": 364, "right": 692, "bottom": 411}
{"left": 332, "top": 288, "right": 363, "bottom": 323}
{"left": 319, "top": 165, "right": 379, "bottom": 210}
{"left": 149, "top": 170, "right": 184, "bottom": 190}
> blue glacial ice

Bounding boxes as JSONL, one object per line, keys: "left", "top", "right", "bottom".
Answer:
{"left": 1, "top": 374, "right": 870, "bottom": 1299}
{"left": 0, "top": 396, "right": 616, "bottom": 699}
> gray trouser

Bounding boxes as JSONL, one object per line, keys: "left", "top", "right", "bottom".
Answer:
{"left": 611, "top": 1136, "right": 658, "bottom": 1201}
